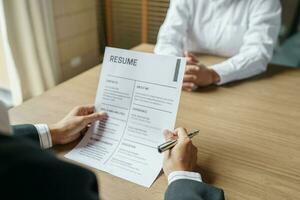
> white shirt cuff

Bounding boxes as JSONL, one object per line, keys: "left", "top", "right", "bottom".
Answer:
{"left": 211, "top": 61, "right": 237, "bottom": 85}
{"left": 34, "top": 124, "right": 52, "bottom": 149}
{"left": 168, "top": 171, "right": 202, "bottom": 185}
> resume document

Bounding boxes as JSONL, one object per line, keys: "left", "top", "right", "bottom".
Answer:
{"left": 65, "top": 47, "right": 185, "bottom": 187}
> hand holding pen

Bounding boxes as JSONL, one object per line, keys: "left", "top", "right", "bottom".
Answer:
{"left": 161, "top": 128, "right": 198, "bottom": 177}
{"left": 158, "top": 129, "right": 199, "bottom": 153}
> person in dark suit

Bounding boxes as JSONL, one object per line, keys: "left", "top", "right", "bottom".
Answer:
{"left": 0, "top": 101, "right": 224, "bottom": 200}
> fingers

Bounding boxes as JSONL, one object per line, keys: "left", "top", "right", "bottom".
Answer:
{"left": 163, "top": 129, "right": 179, "bottom": 159}
{"left": 81, "top": 105, "right": 95, "bottom": 114}
{"left": 176, "top": 127, "right": 189, "bottom": 143}
{"left": 163, "top": 129, "right": 173, "bottom": 141}
{"left": 185, "top": 64, "right": 207, "bottom": 74}
{"left": 182, "top": 82, "right": 198, "bottom": 92}
{"left": 83, "top": 112, "right": 108, "bottom": 125}
{"left": 183, "top": 69, "right": 198, "bottom": 92}
{"left": 183, "top": 74, "right": 197, "bottom": 82}
{"left": 71, "top": 104, "right": 95, "bottom": 116}
{"left": 184, "top": 51, "right": 198, "bottom": 64}
{"left": 163, "top": 129, "right": 177, "bottom": 141}
{"left": 185, "top": 65, "right": 200, "bottom": 74}
{"left": 189, "top": 55, "right": 198, "bottom": 64}
{"left": 186, "top": 57, "right": 198, "bottom": 65}
{"left": 182, "top": 82, "right": 196, "bottom": 92}
{"left": 185, "top": 64, "right": 199, "bottom": 72}
{"left": 84, "top": 105, "right": 96, "bottom": 114}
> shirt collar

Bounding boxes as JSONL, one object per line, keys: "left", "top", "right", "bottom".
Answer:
{"left": 0, "top": 101, "right": 12, "bottom": 136}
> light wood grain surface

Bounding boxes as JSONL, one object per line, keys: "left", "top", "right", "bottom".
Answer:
{"left": 9, "top": 44, "right": 300, "bottom": 200}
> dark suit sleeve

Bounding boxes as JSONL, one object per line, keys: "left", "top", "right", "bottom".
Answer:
{"left": 0, "top": 136, "right": 100, "bottom": 200}
{"left": 165, "top": 179, "right": 224, "bottom": 200}
{"left": 12, "top": 124, "right": 39, "bottom": 144}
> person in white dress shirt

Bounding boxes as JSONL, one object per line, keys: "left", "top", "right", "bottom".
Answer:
{"left": 155, "top": 0, "right": 282, "bottom": 91}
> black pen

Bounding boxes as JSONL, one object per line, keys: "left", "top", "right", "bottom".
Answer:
{"left": 157, "top": 130, "right": 200, "bottom": 153}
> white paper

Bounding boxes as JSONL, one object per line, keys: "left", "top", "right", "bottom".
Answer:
{"left": 65, "top": 47, "right": 185, "bottom": 187}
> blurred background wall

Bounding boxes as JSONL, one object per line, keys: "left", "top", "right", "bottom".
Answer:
{"left": 52, "top": 0, "right": 104, "bottom": 80}
{"left": 102, "top": 0, "right": 169, "bottom": 49}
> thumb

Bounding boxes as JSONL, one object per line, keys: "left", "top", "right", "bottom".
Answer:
{"left": 83, "top": 112, "right": 108, "bottom": 125}
{"left": 184, "top": 51, "right": 196, "bottom": 59}
{"left": 176, "top": 127, "right": 188, "bottom": 143}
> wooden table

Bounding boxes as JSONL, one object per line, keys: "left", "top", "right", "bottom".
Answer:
{"left": 9, "top": 44, "right": 300, "bottom": 200}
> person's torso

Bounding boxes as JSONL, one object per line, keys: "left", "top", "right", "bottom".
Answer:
{"left": 185, "top": 0, "right": 251, "bottom": 56}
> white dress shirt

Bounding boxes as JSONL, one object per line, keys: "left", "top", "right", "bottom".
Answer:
{"left": 0, "top": 101, "right": 201, "bottom": 184}
{"left": 155, "top": 0, "right": 281, "bottom": 85}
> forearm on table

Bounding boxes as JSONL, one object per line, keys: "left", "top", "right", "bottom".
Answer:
{"left": 211, "top": 0, "right": 280, "bottom": 85}
{"left": 211, "top": 51, "right": 269, "bottom": 85}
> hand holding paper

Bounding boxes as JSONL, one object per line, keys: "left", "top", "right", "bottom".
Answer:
{"left": 65, "top": 47, "right": 185, "bottom": 187}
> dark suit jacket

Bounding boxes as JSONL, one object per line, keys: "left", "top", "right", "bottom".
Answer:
{"left": 0, "top": 124, "right": 224, "bottom": 200}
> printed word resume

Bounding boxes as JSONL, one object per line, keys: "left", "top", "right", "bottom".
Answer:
{"left": 65, "top": 47, "right": 185, "bottom": 187}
